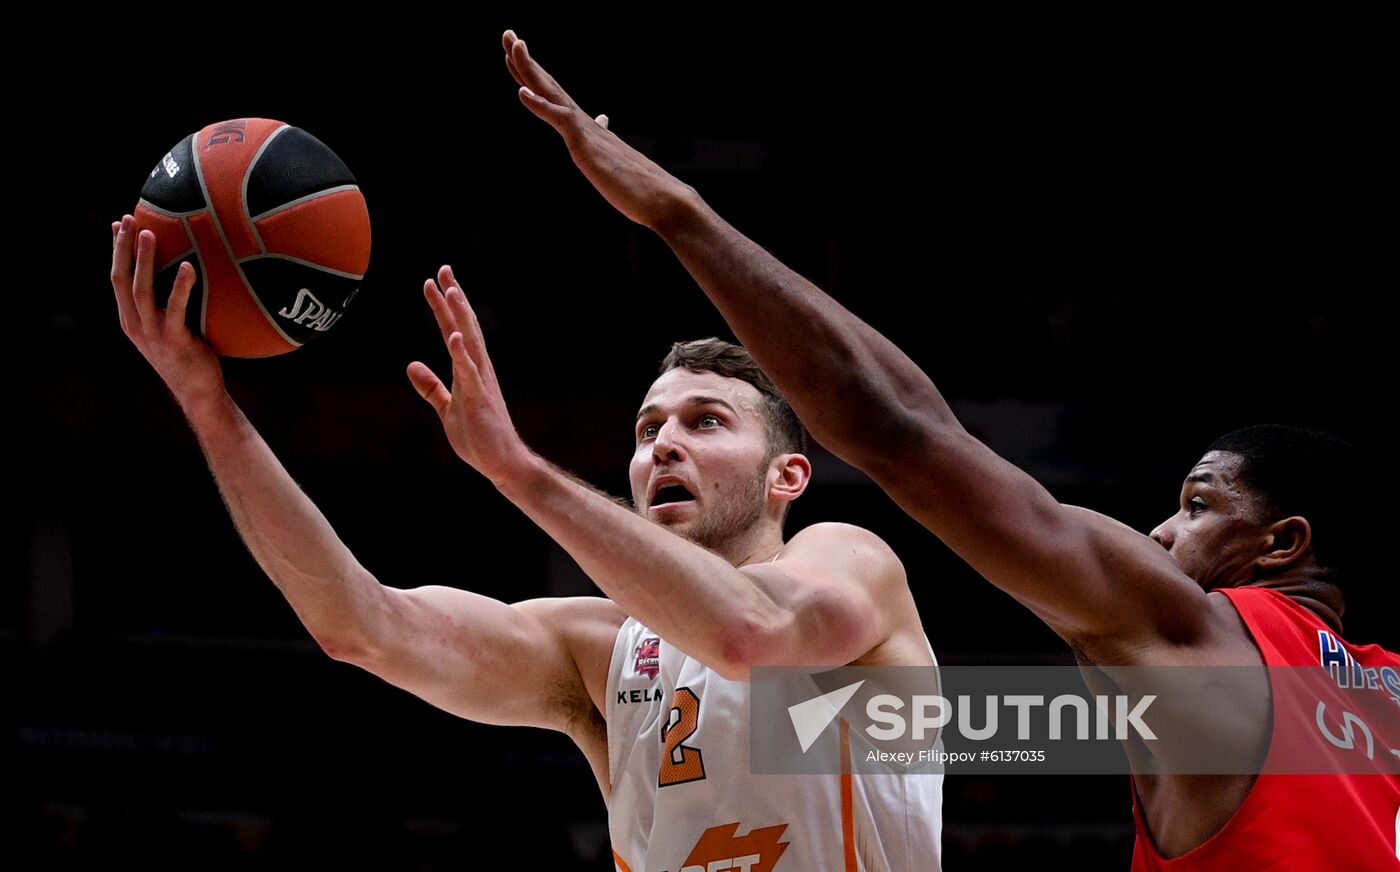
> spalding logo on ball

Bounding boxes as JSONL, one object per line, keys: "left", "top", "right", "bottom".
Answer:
{"left": 135, "top": 118, "right": 371, "bottom": 357}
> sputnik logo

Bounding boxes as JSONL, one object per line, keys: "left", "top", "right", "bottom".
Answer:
{"left": 787, "top": 680, "right": 865, "bottom": 753}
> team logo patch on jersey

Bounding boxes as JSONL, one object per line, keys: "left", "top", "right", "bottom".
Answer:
{"left": 680, "top": 822, "right": 789, "bottom": 872}
{"left": 634, "top": 636, "right": 661, "bottom": 679}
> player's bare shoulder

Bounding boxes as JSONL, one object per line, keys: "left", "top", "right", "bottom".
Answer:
{"left": 782, "top": 522, "right": 930, "bottom": 668}
{"left": 781, "top": 521, "right": 908, "bottom": 592}
{"left": 782, "top": 520, "right": 902, "bottom": 562}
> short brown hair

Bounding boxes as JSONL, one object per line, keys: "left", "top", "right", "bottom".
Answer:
{"left": 660, "top": 338, "right": 808, "bottom": 459}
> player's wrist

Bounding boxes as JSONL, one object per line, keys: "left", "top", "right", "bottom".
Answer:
{"left": 177, "top": 384, "right": 235, "bottom": 429}
{"left": 647, "top": 181, "right": 707, "bottom": 237}
{"left": 486, "top": 446, "right": 549, "bottom": 496}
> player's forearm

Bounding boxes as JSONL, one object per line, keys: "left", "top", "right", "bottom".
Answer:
{"left": 496, "top": 455, "right": 781, "bottom": 676}
{"left": 183, "top": 391, "right": 387, "bottom": 657}
{"left": 649, "top": 195, "right": 1121, "bottom": 621}
{"left": 654, "top": 192, "right": 964, "bottom": 472}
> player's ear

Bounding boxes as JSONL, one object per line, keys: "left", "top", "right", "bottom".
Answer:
{"left": 1256, "top": 516, "right": 1311, "bottom": 572}
{"left": 769, "top": 453, "right": 811, "bottom": 504}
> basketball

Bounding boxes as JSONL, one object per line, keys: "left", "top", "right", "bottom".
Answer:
{"left": 134, "top": 118, "right": 371, "bottom": 358}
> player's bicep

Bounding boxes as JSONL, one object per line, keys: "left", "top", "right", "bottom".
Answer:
{"left": 872, "top": 428, "right": 1207, "bottom": 645}
{"left": 1063, "top": 506, "right": 1214, "bottom": 643}
{"left": 348, "top": 586, "right": 588, "bottom": 732}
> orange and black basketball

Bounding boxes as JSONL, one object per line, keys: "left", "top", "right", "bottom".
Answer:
{"left": 134, "top": 118, "right": 371, "bottom": 357}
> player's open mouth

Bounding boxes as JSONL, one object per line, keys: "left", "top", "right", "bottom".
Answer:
{"left": 651, "top": 482, "right": 696, "bottom": 507}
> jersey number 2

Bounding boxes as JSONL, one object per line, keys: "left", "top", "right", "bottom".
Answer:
{"left": 659, "top": 687, "right": 707, "bottom": 786}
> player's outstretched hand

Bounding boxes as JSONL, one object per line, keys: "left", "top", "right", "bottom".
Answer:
{"left": 503, "top": 29, "right": 698, "bottom": 231}
{"left": 407, "top": 265, "right": 534, "bottom": 486}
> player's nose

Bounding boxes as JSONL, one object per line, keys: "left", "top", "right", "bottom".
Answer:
{"left": 1149, "top": 517, "right": 1175, "bottom": 550}
{"left": 651, "top": 418, "right": 686, "bottom": 463}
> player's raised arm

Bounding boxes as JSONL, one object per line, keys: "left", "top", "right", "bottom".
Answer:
{"left": 110, "top": 216, "right": 615, "bottom": 738}
{"left": 499, "top": 33, "right": 1215, "bottom": 654}
{"left": 408, "top": 268, "right": 912, "bottom": 679}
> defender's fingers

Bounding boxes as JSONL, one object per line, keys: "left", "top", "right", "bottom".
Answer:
{"left": 503, "top": 31, "right": 527, "bottom": 87}
{"left": 511, "top": 38, "right": 573, "bottom": 107}
{"left": 517, "top": 85, "right": 575, "bottom": 130}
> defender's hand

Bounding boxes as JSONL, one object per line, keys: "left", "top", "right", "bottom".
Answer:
{"left": 503, "top": 29, "right": 697, "bottom": 231}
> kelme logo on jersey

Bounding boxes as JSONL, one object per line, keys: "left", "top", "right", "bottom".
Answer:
{"left": 633, "top": 636, "right": 661, "bottom": 680}
{"left": 670, "top": 821, "right": 789, "bottom": 872}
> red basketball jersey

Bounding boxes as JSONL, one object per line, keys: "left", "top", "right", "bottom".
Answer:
{"left": 1131, "top": 587, "right": 1400, "bottom": 869}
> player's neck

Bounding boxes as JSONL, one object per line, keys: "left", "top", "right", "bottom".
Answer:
{"left": 1243, "top": 563, "right": 1344, "bottom": 633}
{"left": 716, "top": 524, "right": 785, "bottom": 569}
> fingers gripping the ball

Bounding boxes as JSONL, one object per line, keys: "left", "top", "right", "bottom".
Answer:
{"left": 111, "top": 216, "right": 140, "bottom": 338}
{"left": 131, "top": 229, "right": 159, "bottom": 329}
{"left": 166, "top": 262, "right": 198, "bottom": 332}
{"left": 107, "top": 212, "right": 225, "bottom": 406}
{"left": 111, "top": 209, "right": 201, "bottom": 349}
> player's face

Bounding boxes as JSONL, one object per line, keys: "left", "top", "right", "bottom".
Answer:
{"left": 630, "top": 368, "right": 774, "bottom": 550}
{"left": 1149, "top": 451, "right": 1275, "bottom": 590}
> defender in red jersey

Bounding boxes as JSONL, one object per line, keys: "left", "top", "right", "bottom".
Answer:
{"left": 1130, "top": 585, "right": 1399, "bottom": 869}
{"left": 499, "top": 28, "right": 1399, "bottom": 867}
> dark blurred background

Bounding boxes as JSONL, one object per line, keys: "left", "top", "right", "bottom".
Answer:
{"left": 7, "top": 7, "right": 1396, "bottom": 870}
